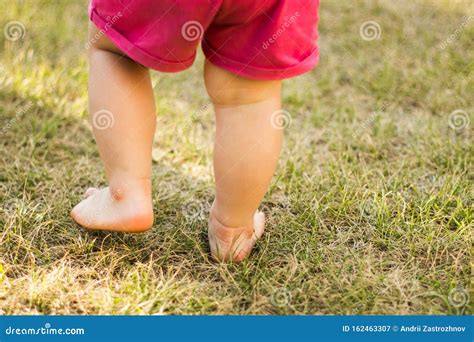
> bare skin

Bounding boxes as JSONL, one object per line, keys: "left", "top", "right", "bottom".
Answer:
{"left": 204, "top": 61, "right": 283, "bottom": 261}
{"left": 70, "top": 23, "right": 155, "bottom": 232}
{"left": 71, "top": 23, "right": 283, "bottom": 262}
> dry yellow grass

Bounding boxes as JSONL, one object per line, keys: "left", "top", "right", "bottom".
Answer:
{"left": 0, "top": 0, "right": 472, "bottom": 315}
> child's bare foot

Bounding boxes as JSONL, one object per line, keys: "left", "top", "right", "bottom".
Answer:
{"left": 208, "top": 208, "right": 265, "bottom": 263}
{"left": 70, "top": 186, "right": 153, "bottom": 233}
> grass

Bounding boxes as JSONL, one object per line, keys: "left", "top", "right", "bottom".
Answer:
{"left": 0, "top": 0, "right": 472, "bottom": 315}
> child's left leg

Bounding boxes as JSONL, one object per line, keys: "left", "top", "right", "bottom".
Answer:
{"left": 70, "top": 23, "right": 155, "bottom": 232}
{"left": 204, "top": 61, "right": 283, "bottom": 262}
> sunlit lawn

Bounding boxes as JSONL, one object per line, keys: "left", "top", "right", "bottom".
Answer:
{"left": 0, "top": 0, "right": 472, "bottom": 314}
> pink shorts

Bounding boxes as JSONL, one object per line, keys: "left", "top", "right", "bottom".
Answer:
{"left": 88, "top": 0, "right": 320, "bottom": 80}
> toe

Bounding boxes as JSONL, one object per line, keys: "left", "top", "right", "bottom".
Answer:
{"left": 70, "top": 203, "right": 81, "bottom": 222}
{"left": 254, "top": 211, "right": 265, "bottom": 239}
{"left": 232, "top": 212, "right": 265, "bottom": 262}
{"left": 84, "top": 187, "right": 98, "bottom": 198}
{"left": 70, "top": 199, "right": 88, "bottom": 225}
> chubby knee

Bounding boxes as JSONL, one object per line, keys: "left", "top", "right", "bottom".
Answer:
{"left": 204, "top": 60, "right": 281, "bottom": 106}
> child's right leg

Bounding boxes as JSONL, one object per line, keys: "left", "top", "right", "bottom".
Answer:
{"left": 204, "top": 61, "right": 284, "bottom": 262}
{"left": 70, "top": 23, "right": 156, "bottom": 232}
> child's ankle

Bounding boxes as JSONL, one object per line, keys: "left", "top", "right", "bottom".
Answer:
{"left": 109, "top": 177, "right": 152, "bottom": 201}
{"left": 210, "top": 202, "right": 254, "bottom": 229}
